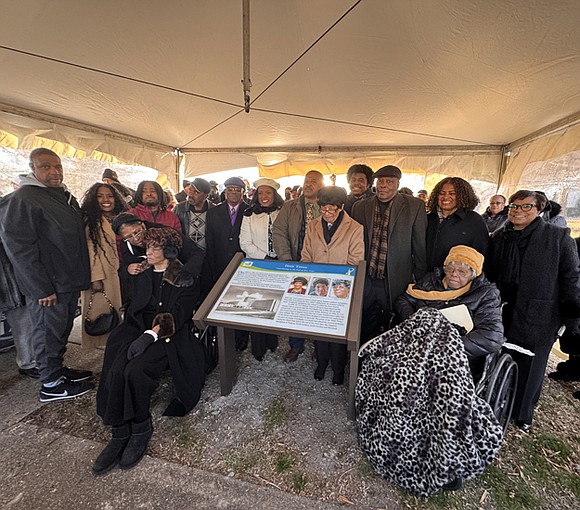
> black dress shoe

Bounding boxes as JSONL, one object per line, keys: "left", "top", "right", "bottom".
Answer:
{"left": 332, "top": 372, "right": 344, "bottom": 386}
{"left": 516, "top": 421, "right": 532, "bottom": 433}
{"left": 314, "top": 365, "right": 325, "bottom": 381}
{"left": 254, "top": 355, "right": 263, "bottom": 362}
{"left": 19, "top": 367, "right": 40, "bottom": 379}
{"left": 443, "top": 477, "right": 463, "bottom": 491}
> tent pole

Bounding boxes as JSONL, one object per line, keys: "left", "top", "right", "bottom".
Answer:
{"left": 242, "top": 0, "right": 251, "bottom": 112}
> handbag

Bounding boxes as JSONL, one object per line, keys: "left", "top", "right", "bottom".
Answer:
{"left": 84, "top": 290, "right": 119, "bottom": 336}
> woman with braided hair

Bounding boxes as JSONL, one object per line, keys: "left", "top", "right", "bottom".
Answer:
{"left": 426, "top": 177, "right": 489, "bottom": 271}
{"left": 80, "top": 183, "right": 128, "bottom": 348}
{"left": 94, "top": 227, "right": 205, "bottom": 475}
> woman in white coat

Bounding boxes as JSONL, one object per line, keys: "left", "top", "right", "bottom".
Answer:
{"left": 240, "top": 178, "right": 285, "bottom": 360}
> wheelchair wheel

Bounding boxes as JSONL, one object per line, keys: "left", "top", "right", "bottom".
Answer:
{"left": 484, "top": 354, "right": 518, "bottom": 436}
{"left": 193, "top": 325, "right": 219, "bottom": 375}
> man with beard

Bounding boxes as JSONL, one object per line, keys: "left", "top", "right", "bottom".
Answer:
{"left": 272, "top": 170, "right": 325, "bottom": 361}
{"left": 344, "top": 164, "right": 374, "bottom": 214}
{"left": 128, "top": 180, "right": 181, "bottom": 233}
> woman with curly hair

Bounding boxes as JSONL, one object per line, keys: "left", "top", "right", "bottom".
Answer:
{"left": 94, "top": 227, "right": 205, "bottom": 475}
{"left": 426, "top": 177, "right": 489, "bottom": 271}
{"left": 80, "top": 183, "right": 128, "bottom": 348}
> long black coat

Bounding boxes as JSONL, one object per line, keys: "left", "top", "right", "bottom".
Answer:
{"left": 205, "top": 201, "right": 249, "bottom": 282}
{"left": 97, "top": 260, "right": 205, "bottom": 424}
{"left": 426, "top": 209, "right": 489, "bottom": 271}
{"left": 395, "top": 269, "right": 503, "bottom": 359}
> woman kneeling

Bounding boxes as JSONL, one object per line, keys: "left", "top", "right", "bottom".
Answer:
{"left": 93, "top": 227, "right": 205, "bottom": 475}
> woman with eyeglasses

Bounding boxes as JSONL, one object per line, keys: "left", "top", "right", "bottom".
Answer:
{"left": 239, "top": 177, "right": 285, "bottom": 361}
{"left": 395, "top": 245, "right": 503, "bottom": 378}
{"left": 301, "top": 186, "right": 364, "bottom": 385}
{"left": 79, "top": 183, "right": 128, "bottom": 348}
{"left": 486, "top": 190, "right": 580, "bottom": 432}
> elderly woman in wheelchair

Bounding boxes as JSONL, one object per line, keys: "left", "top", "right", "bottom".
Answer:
{"left": 355, "top": 246, "right": 515, "bottom": 496}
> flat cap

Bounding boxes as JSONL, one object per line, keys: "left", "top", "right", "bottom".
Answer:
{"left": 373, "top": 165, "right": 402, "bottom": 180}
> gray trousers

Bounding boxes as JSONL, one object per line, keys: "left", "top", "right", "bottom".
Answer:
{"left": 5, "top": 306, "right": 35, "bottom": 369}
{"left": 26, "top": 291, "right": 79, "bottom": 383}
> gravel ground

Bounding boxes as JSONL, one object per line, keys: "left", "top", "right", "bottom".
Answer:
{"left": 22, "top": 330, "right": 580, "bottom": 510}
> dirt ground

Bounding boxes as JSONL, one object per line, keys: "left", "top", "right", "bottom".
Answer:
{"left": 25, "top": 337, "right": 580, "bottom": 510}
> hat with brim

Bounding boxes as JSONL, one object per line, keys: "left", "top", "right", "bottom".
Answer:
{"left": 191, "top": 177, "right": 211, "bottom": 194}
{"left": 292, "top": 276, "right": 308, "bottom": 285}
{"left": 253, "top": 177, "right": 280, "bottom": 190}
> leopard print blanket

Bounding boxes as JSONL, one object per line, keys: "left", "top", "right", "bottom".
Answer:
{"left": 355, "top": 307, "right": 503, "bottom": 497}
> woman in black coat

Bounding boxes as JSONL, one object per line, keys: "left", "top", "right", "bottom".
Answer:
{"left": 395, "top": 245, "right": 503, "bottom": 378}
{"left": 486, "top": 191, "right": 580, "bottom": 432}
{"left": 426, "top": 177, "right": 489, "bottom": 271}
{"left": 94, "top": 227, "right": 205, "bottom": 475}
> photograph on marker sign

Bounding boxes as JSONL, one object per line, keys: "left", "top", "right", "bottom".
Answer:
{"left": 214, "top": 285, "right": 283, "bottom": 320}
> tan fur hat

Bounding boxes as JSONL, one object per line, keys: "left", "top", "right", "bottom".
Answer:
{"left": 444, "top": 245, "right": 484, "bottom": 276}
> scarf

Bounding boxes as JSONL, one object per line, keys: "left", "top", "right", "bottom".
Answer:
{"left": 322, "top": 211, "right": 344, "bottom": 244}
{"left": 405, "top": 279, "right": 473, "bottom": 301}
{"left": 368, "top": 199, "right": 393, "bottom": 279}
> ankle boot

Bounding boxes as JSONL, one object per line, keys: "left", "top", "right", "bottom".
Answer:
{"left": 119, "top": 416, "right": 153, "bottom": 470}
{"left": 92, "top": 423, "right": 130, "bottom": 476}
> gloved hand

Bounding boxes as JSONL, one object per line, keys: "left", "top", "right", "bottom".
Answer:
{"left": 452, "top": 323, "right": 468, "bottom": 336}
{"left": 127, "top": 332, "right": 155, "bottom": 360}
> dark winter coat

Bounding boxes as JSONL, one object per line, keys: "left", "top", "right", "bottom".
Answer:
{"left": 205, "top": 201, "right": 249, "bottom": 282}
{"left": 487, "top": 221, "right": 580, "bottom": 350}
{"left": 0, "top": 179, "right": 90, "bottom": 299}
{"left": 351, "top": 193, "right": 428, "bottom": 307}
{"left": 97, "top": 259, "right": 205, "bottom": 423}
{"left": 481, "top": 207, "right": 508, "bottom": 234}
{"left": 426, "top": 209, "right": 489, "bottom": 271}
{"left": 394, "top": 269, "right": 503, "bottom": 359}
{"left": 0, "top": 241, "right": 25, "bottom": 311}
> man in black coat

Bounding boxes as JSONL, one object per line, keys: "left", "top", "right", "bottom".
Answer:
{"left": 205, "top": 177, "right": 250, "bottom": 350}
{"left": 0, "top": 148, "right": 92, "bottom": 402}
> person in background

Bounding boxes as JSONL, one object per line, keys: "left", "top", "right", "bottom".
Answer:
{"left": 284, "top": 186, "right": 292, "bottom": 201}
{"left": 425, "top": 177, "right": 489, "bottom": 271}
{"left": 94, "top": 227, "right": 205, "bottom": 475}
{"left": 344, "top": 164, "right": 374, "bottom": 214}
{"left": 351, "top": 165, "right": 428, "bottom": 342}
{"left": 79, "top": 183, "right": 128, "bottom": 349}
{"left": 206, "top": 177, "right": 251, "bottom": 351}
{"left": 486, "top": 190, "right": 580, "bottom": 432}
{"left": 399, "top": 187, "right": 414, "bottom": 196}
{"left": 482, "top": 194, "right": 508, "bottom": 233}
{"left": 208, "top": 180, "right": 221, "bottom": 205}
{"left": 301, "top": 186, "right": 364, "bottom": 384}
{"left": 164, "top": 188, "right": 176, "bottom": 210}
{"left": 541, "top": 197, "right": 567, "bottom": 227}
{"left": 128, "top": 180, "right": 182, "bottom": 233}
{"left": 174, "top": 180, "right": 190, "bottom": 203}
{"left": 239, "top": 177, "right": 285, "bottom": 361}
{"left": 417, "top": 189, "right": 429, "bottom": 203}
{"left": 273, "top": 170, "right": 325, "bottom": 362}
{"left": 0, "top": 148, "right": 92, "bottom": 402}
{"left": 101, "top": 168, "right": 135, "bottom": 205}
{"left": 290, "top": 185, "right": 301, "bottom": 200}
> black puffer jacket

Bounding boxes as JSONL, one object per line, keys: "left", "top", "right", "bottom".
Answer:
{"left": 394, "top": 269, "right": 503, "bottom": 358}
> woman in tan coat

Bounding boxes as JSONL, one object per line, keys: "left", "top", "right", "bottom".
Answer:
{"left": 301, "top": 186, "right": 364, "bottom": 384}
{"left": 80, "top": 183, "right": 128, "bottom": 348}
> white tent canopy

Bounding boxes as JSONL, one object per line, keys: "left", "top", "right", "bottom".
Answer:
{"left": 1, "top": 0, "right": 579, "bottom": 189}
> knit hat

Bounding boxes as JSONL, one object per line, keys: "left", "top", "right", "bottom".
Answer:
{"left": 253, "top": 177, "right": 280, "bottom": 190}
{"left": 102, "top": 168, "right": 119, "bottom": 182}
{"left": 444, "top": 245, "right": 484, "bottom": 276}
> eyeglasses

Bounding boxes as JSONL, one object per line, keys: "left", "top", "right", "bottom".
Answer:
{"left": 508, "top": 203, "right": 536, "bottom": 211}
{"left": 442, "top": 265, "right": 473, "bottom": 278}
{"left": 320, "top": 205, "right": 339, "bottom": 214}
{"left": 226, "top": 186, "right": 243, "bottom": 193}
{"left": 122, "top": 228, "right": 145, "bottom": 241}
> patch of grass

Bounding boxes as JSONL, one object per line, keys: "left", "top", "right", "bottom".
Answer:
{"left": 224, "top": 451, "right": 259, "bottom": 474}
{"left": 571, "top": 435, "right": 580, "bottom": 445}
{"left": 263, "top": 398, "right": 287, "bottom": 432}
{"left": 290, "top": 471, "right": 307, "bottom": 493}
{"left": 275, "top": 452, "right": 296, "bottom": 473}
{"left": 482, "top": 464, "right": 541, "bottom": 510}
{"left": 533, "top": 433, "right": 573, "bottom": 461}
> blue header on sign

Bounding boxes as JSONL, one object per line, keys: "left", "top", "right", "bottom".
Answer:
{"left": 240, "top": 258, "right": 357, "bottom": 277}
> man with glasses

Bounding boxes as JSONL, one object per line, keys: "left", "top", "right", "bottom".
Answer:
{"left": 351, "top": 165, "right": 428, "bottom": 342}
{"left": 205, "top": 177, "right": 250, "bottom": 350}
{"left": 0, "top": 148, "right": 92, "bottom": 402}
{"left": 273, "top": 170, "right": 325, "bottom": 361}
{"left": 482, "top": 195, "right": 508, "bottom": 233}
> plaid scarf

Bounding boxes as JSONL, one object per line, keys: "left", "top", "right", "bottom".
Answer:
{"left": 368, "top": 200, "right": 393, "bottom": 279}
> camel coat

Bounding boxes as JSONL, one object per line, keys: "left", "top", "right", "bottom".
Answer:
{"left": 81, "top": 217, "right": 123, "bottom": 348}
{"left": 301, "top": 212, "right": 365, "bottom": 265}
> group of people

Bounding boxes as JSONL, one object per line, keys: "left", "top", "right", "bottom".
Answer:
{"left": 0, "top": 148, "right": 578, "bottom": 478}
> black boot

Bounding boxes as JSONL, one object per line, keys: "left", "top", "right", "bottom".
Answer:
{"left": 92, "top": 423, "right": 130, "bottom": 476}
{"left": 118, "top": 416, "right": 153, "bottom": 470}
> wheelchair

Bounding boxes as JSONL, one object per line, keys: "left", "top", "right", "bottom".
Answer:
{"left": 191, "top": 324, "right": 219, "bottom": 375}
{"left": 474, "top": 349, "right": 518, "bottom": 436}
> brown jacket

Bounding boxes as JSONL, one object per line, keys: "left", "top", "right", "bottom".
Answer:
{"left": 301, "top": 212, "right": 364, "bottom": 265}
